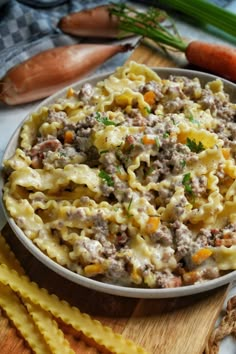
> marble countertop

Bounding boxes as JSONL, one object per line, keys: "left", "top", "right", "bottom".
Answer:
{"left": 0, "top": 1, "right": 236, "bottom": 352}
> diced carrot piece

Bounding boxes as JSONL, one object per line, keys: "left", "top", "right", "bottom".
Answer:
{"left": 143, "top": 91, "right": 156, "bottom": 105}
{"left": 66, "top": 87, "right": 75, "bottom": 98}
{"left": 131, "top": 268, "right": 142, "bottom": 284}
{"left": 221, "top": 148, "right": 231, "bottom": 159}
{"left": 191, "top": 248, "right": 213, "bottom": 265}
{"left": 64, "top": 130, "right": 74, "bottom": 144}
{"left": 84, "top": 263, "right": 104, "bottom": 277}
{"left": 146, "top": 216, "right": 160, "bottom": 234}
{"left": 142, "top": 135, "right": 156, "bottom": 145}
{"left": 183, "top": 271, "right": 199, "bottom": 285}
{"left": 177, "top": 131, "right": 188, "bottom": 144}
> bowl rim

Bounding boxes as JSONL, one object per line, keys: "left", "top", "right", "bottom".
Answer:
{"left": 1, "top": 66, "right": 236, "bottom": 298}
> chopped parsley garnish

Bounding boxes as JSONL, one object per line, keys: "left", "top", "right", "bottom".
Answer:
{"left": 146, "top": 166, "right": 155, "bottom": 176}
{"left": 182, "top": 172, "right": 193, "bottom": 194}
{"left": 180, "top": 160, "right": 186, "bottom": 168}
{"left": 171, "top": 117, "right": 177, "bottom": 125}
{"left": 127, "top": 197, "right": 133, "bottom": 218}
{"left": 144, "top": 106, "right": 152, "bottom": 114}
{"left": 186, "top": 138, "right": 205, "bottom": 153}
{"left": 98, "top": 170, "right": 114, "bottom": 186}
{"left": 95, "top": 112, "right": 117, "bottom": 126}
{"left": 163, "top": 132, "right": 170, "bottom": 138}
{"left": 100, "top": 150, "right": 109, "bottom": 155}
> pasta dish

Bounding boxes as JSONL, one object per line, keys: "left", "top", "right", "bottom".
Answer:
{"left": 3, "top": 62, "right": 236, "bottom": 288}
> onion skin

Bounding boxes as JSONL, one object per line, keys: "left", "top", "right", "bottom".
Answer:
{"left": 58, "top": 5, "right": 128, "bottom": 39}
{"left": 0, "top": 43, "right": 131, "bottom": 105}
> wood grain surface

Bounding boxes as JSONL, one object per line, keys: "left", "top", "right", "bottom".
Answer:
{"left": 0, "top": 44, "right": 230, "bottom": 354}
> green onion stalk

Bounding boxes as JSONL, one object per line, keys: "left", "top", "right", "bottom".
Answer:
{"left": 110, "top": 3, "right": 188, "bottom": 52}
{"left": 154, "top": 0, "right": 236, "bottom": 38}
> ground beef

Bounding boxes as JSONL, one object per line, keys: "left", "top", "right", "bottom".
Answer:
{"left": 156, "top": 185, "right": 175, "bottom": 205}
{"left": 164, "top": 97, "right": 186, "bottom": 113}
{"left": 216, "top": 102, "right": 236, "bottom": 121}
{"left": 172, "top": 195, "right": 190, "bottom": 219}
{"left": 150, "top": 224, "right": 173, "bottom": 246}
{"left": 77, "top": 83, "right": 94, "bottom": 103}
{"left": 113, "top": 177, "right": 133, "bottom": 203}
{"left": 198, "top": 89, "right": 216, "bottom": 111}
{"left": 155, "top": 270, "right": 182, "bottom": 288}
{"left": 150, "top": 141, "right": 192, "bottom": 180}
{"left": 91, "top": 213, "right": 116, "bottom": 257}
{"left": 75, "top": 115, "right": 97, "bottom": 137}
{"left": 198, "top": 89, "right": 235, "bottom": 122}
{"left": 191, "top": 176, "right": 208, "bottom": 197}
{"left": 104, "top": 257, "right": 128, "bottom": 283}
{"left": 168, "top": 75, "right": 202, "bottom": 100}
{"left": 172, "top": 221, "right": 193, "bottom": 260}
{"left": 74, "top": 136, "right": 92, "bottom": 152}
{"left": 195, "top": 228, "right": 215, "bottom": 247}
{"left": 100, "top": 152, "right": 118, "bottom": 174}
{"left": 47, "top": 109, "right": 68, "bottom": 123}
{"left": 124, "top": 109, "right": 147, "bottom": 127}
{"left": 72, "top": 236, "right": 103, "bottom": 265}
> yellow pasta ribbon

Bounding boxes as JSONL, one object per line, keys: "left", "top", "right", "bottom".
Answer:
{"left": 0, "top": 234, "right": 74, "bottom": 354}
{"left": 0, "top": 263, "right": 148, "bottom": 354}
{"left": 0, "top": 283, "right": 51, "bottom": 354}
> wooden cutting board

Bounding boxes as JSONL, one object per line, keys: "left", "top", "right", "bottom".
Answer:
{"left": 0, "top": 44, "right": 230, "bottom": 354}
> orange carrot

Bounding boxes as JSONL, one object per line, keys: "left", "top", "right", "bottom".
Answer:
{"left": 66, "top": 87, "right": 75, "bottom": 98}
{"left": 111, "top": 4, "right": 236, "bottom": 82}
{"left": 142, "top": 135, "right": 156, "bottom": 145}
{"left": 185, "top": 41, "right": 236, "bottom": 82}
{"left": 221, "top": 147, "right": 231, "bottom": 160}
{"left": 191, "top": 248, "right": 213, "bottom": 265}
{"left": 143, "top": 91, "right": 156, "bottom": 105}
{"left": 84, "top": 263, "right": 105, "bottom": 277}
{"left": 0, "top": 43, "right": 132, "bottom": 105}
{"left": 183, "top": 271, "right": 199, "bottom": 285}
{"left": 58, "top": 5, "right": 125, "bottom": 39}
{"left": 64, "top": 130, "right": 74, "bottom": 144}
{"left": 146, "top": 216, "right": 160, "bottom": 234}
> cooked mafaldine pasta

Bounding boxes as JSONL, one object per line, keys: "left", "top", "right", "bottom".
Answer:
{"left": 3, "top": 62, "right": 236, "bottom": 288}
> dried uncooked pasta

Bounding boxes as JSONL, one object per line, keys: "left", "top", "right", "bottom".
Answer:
{"left": 25, "top": 301, "right": 75, "bottom": 354}
{"left": 0, "top": 233, "right": 74, "bottom": 354}
{"left": 0, "top": 263, "right": 147, "bottom": 354}
{"left": 0, "top": 283, "right": 51, "bottom": 354}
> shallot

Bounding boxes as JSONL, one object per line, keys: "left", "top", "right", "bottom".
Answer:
{"left": 58, "top": 5, "right": 126, "bottom": 39}
{"left": 0, "top": 43, "right": 131, "bottom": 105}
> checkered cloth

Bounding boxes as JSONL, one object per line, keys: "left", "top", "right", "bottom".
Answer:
{"left": 0, "top": 0, "right": 128, "bottom": 79}
{"left": 0, "top": 0, "right": 234, "bottom": 79}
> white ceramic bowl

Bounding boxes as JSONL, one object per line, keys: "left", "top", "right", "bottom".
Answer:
{"left": 1, "top": 67, "right": 236, "bottom": 298}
